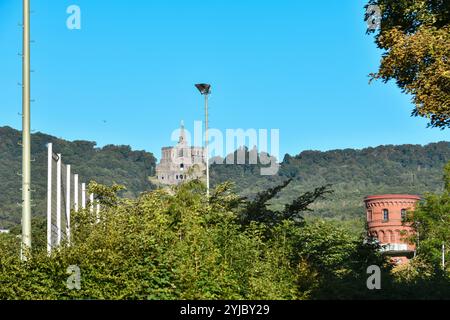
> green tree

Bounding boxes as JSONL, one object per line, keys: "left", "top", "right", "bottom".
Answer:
{"left": 2, "top": 179, "right": 449, "bottom": 300}
{"left": 408, "top": 162, "right": 450, "bottom": 270}
{"left": 239, "top": 178, "right": 333, "bottom": 228}
{"left": 366, "top": 0, "right": 450, "bottom": 128}
{"left": 0, "top": 182, "right": 304, "bottom": 300}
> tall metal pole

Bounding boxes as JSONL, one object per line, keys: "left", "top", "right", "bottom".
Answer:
{"left": 90, "top": 193, "right": 94, "bottom": 214}
{"left": 96, "top": 203, "right": 100, "bottom": 224}
{"left": 204, "top": 94, "right": 210, "bottom": 197}
{"left": 195, "top": 84, "right": 211, "bottom": 198}
{"left": 46, "top": 143, "right": 52, "bottom": 255}
{"left": 21, "top": 0, "right": 32, "bottom": 260}
{"left": 56, "top": 154, "right": 62, "bottom": 246}
{"left": 66, "top": 165, "right": 71, "bottom": 245}
{"left": 417, "top": 222, "right": 420, "bottom": 251}
{"left": 81, "top": 183, "right": 86, "bottom": 209}
{"left": 74, "top": 174, "right": 79, "bottom": 212}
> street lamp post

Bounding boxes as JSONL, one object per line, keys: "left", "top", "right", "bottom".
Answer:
{"left": 195, "top": 84, "right": 211, "bottom": 197}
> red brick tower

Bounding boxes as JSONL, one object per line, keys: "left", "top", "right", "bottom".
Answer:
{"left": 364, "top": 194, "right": 421, "bottom": 264}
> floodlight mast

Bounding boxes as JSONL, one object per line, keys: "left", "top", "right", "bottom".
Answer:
{"left": 195, "top": 84, "right": 211, "bottom": 197}
{"left": 21, "top": 0, "right": 32, "bottom": 260}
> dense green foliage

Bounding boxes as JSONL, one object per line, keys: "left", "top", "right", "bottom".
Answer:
{"left": 407, "top": 162, "right": 450, "bottom": 269}
{"left": 366, "top": 0, "right": 450, "bottom": 128}
{"left": 1, "top": 179, "right": 449, "bottom": 300}
{"left": 0, "top": 126, "right": 156, "bottom": 228}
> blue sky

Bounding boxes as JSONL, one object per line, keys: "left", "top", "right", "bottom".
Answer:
{"left": 0, "top": 0, "right": 448, "bottom": 160}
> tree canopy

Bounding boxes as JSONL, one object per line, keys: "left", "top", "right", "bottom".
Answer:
{"left": 1, "top": 178, "right": 449, "bottom": 300}
{"left": 407, "top": 162, "right": 450, "bottom": 270}
{"left": 366, "top": 0, "right": 450, "bottom": 128}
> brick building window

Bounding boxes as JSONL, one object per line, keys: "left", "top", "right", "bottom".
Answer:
{"left": 401, "top": 209, "right": 407, "bottom": 221}
{"left": 383, "top": 209, "right": 389, "bottom": 221}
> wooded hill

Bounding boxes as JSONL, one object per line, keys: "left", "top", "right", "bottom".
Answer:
{"left": 1, "top": 125, "right": 448, "bottom": 229}
{"left": 210, "top": 142, "right": 450, "bottom": 223}
{"left": 0, "top": 126, "right": 157, "bottom": 228}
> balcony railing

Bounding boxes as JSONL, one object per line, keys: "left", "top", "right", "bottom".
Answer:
{"left": 380, "top": 243, "right": 409, "bottom": 252}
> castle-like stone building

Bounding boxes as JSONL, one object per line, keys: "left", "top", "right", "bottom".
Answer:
{"left": 364, "top": 194, "right": 421, "bottom": 265}
{"left": 155, "top": 122, "right": 206, "bottom": 185}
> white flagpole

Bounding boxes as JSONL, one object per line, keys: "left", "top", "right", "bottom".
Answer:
{"left": 56, "top": 153, "right": 62, "bottom": 246}
{"left": 74, "top": 174, "right": 79, "bottom": 212}
{"left": 66, "top": 165, "right": 71, "bottom": 245}
{"left": 89, "top": 193, "right": 94, "bottom": 214}
{"left": 96, "top": 203, "right": 100, "bottom": 224}
{"left": 46, "top": 143, "right": 52, "bottom": 254}
{"left": 81, "top": 183, "right": 86, "bottom": 209}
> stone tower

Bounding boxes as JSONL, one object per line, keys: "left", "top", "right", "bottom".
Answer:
{"left": 155, "top": 121, "right": 206, "bottom": 185}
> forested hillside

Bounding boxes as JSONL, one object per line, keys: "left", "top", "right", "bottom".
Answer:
{"left": 1, "top": 125, "right": 449, "bottom": 229}
{"left": 211, "top": 142, "right": 450, "bottom": 222}
{"left": 0, "top": 126, "right": 157, "bottom": 228}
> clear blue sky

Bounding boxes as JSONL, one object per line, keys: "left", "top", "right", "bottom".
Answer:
{"left": 0, "top": 0, "right": 448, "bottom": 160}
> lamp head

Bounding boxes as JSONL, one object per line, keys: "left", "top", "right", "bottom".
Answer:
{"left": 195, "top": 83, "right": 211, "bottom": 95}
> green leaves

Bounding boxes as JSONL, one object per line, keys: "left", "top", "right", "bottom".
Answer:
{"left": 240, "top": 179, "right": 333, "bottom": 229}
{"left": 2, "top": 178, "right": 449, "bottom": 299}
{"left": 367, "top": 0, "right": 450, "bottom": 128}
{"left": 408, "top": 162, "right": 450, "bottom": 269}
{"left": 0, "top": 182, "right": 310, "bottom": 300}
